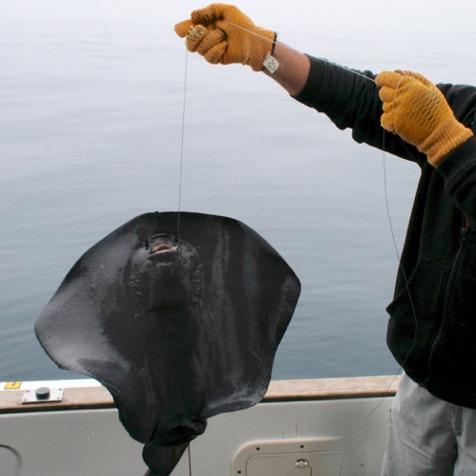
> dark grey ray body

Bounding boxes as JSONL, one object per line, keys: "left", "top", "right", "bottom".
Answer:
{"left": 35, "top": 211, "right": 301, "bottom": 476}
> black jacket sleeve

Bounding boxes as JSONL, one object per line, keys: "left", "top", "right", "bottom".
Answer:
{"left": 293, "top": 55, "right": 424, "bottom": 164}
{"left": 293, "top": 55, "right": 476, "bottom": 223}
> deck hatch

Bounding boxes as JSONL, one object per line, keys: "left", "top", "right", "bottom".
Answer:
{"left": 231, "top": 438, "right": 367, "bottom": 475}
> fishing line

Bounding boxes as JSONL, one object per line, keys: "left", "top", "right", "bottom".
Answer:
{"left": 223, "top": 19, "right": 379, "bottom": 84}
{"left": 176, "top": 48, "right": 190, "bottom": 242}
{"left": 220, "top": 18, "right": 418, "bottom": 365}
{"left": 187, "top": 445, "right": 193, "bottom": 476}
{"left": 381, "top": 72, "right": 420, "bottom": 380}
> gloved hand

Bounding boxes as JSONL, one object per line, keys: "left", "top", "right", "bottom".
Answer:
{"left": 375, "top": 70, "right": 473, "bottom": 166}
{"left": 174, "top": 4, "right": 276, "bottom": 72}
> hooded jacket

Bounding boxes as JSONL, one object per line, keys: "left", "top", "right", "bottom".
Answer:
{"left": 294, "top": 55, "right": 476, "bottom": 408}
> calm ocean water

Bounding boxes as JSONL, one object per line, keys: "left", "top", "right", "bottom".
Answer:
{"left": 1, "top": 15, "right": 475, "bottom": 383}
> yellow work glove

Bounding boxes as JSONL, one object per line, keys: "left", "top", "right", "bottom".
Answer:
{"left": 174, "top": 4, "right": 276, "bottom": 72}
{"left": 375, "top": 70, "right": 473, "bottom": 166}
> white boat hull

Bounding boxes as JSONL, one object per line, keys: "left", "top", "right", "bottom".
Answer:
{"left": 0, "top": 377, "right": 397, "bottom": 475}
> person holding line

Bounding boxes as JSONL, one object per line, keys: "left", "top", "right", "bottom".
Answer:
{"left": 175, "top": 4, "right": 476, "bottom": 475}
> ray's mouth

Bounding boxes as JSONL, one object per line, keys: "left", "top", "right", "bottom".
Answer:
{"left": 150, "top": 242, "right": 176, "bottom": 254}
{"left": 147, "top": 233, "right": 178, "bottom": 256}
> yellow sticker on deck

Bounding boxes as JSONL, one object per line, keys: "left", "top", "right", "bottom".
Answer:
{"left": 4, "top": 382, "right": 22, "bottom": 390}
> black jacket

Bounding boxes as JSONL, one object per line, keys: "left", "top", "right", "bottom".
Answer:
{"left": 294, "top": 55, "right": 476, "bottom": 408}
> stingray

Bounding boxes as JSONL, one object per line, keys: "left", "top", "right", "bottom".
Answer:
{"left": 35, "top": 211, "right": 300, "bottom": 476}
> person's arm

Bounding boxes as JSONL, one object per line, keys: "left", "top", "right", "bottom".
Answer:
{"left": 262, "top": 43, "right": 310, "bottom": 96}
{"left": 174, "top": 4, "right": 390, "bottom": 153}
{"left": 175, "top": 4, "right": 474, "bottom": 169}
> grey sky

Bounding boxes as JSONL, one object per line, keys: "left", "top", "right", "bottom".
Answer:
{"left": 1, "top": 0, "right": 473, "bottom": 83}
{"left": 2, "top": 0, "right": 474, "bottom": 33}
